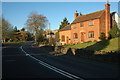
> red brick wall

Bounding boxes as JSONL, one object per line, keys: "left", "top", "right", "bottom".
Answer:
{"left": 59, "top": 16, "right": 111, "bottom": 45}
{"left": 100, "top": 11, "right": 106, "bottom": 34}
{"left": 71, "top": 19, "right": 100, "bottom": 44}
{"left": 59, "top": 30, "right": 71, "bottom": 45}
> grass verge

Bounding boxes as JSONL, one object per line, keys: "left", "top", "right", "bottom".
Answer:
{"left": 63, "top": 37, "right": 120, "bottom": 52}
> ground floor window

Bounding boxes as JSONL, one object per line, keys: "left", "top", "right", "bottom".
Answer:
{"left": 88, "top": 31, "right": 94, "bottom": 38}
{"left": 74, "top": 33, "right": 78, "bottom": 39}
{"left": 61, "top": 35, "right": 65, "bottom": 42}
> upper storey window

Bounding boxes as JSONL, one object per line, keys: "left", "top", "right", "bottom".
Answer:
{"left": 80, "top": 23, "right": 84, "bottom": 27}
{"left": 72, "top": 25, "right": 77, "bottom": 29}
{"left": 88, "top": 21, "right": 94, "bottom": 26}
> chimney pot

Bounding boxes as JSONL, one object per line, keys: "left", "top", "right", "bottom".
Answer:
{"left": 74, "top": 10, "right": 79, "bottom": 19}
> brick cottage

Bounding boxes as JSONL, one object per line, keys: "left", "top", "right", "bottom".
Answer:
{"left": 59, "top": 1, "right": 114, "bottom": 45}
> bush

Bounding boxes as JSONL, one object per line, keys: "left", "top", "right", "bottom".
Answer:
{"left": 49, "top": 38, "right": 56, "bottom": 46}
{"left": 108, "top": 24, "right": 120, "bottom": 39}
{"left": 99, "top": 32, "right": 106, "bottom": 41}
{"left": 36, "top": 31, "right": 45, "bottom": 43}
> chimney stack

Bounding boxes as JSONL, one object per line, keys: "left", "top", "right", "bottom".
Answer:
{"left": 104, "top": 1, "right": 110, "bottom": 38}
{"left": 74, "top": 10, "right": 79, "bottom": 19}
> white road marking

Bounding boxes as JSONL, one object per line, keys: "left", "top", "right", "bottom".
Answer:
{"left": 20, "top": 46, "right": 84, "bottom": 80}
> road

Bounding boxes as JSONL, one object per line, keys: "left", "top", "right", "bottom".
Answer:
{"left": 2, "top": 42, "right": 119, "bottom": 80}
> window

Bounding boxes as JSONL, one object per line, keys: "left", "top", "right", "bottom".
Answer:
{"left": 72, "top": 25, "right": 77, "bottom": 29}
{"left": 88, "top": 21, "right": 94, "bottom": 26}
{"left": 88, "top": 31, "right": 94, "bottom": 38}
{"left": 80, "top": 23, "right": 84, "bottom": 27}
{"left": 61, "top": 35, "right": 65, "bottom": 42}
{"left": 74, "top": 33, "right": 78, "bottom": 39}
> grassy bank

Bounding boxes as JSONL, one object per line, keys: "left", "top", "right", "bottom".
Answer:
{"left": 63, "top": 41, "right": 96, "bottom": 49}
{"left": 63, "top": 37, "right": 120, "bottom": 52}
{"left": 62, "top": 37, "right": 119, "bottom": 64}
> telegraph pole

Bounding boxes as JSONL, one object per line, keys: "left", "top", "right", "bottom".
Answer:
{"left": 48, "top": 22, "right": 50, "bottom": 43}
{"left": 48, "top": 22, "right": 53, "bottom": 46}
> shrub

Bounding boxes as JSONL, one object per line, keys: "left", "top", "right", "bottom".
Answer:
{"left": 108, "top": 24, "right": 120, "bottom": 39}
{"left": 99, "top": 32, "right": 106, "bottom": 41}
{"left": 36, "top": 32, "right": 44, "bottom": 43}
{"left": 49, "top": 37, "right": 56, "bottom": 46}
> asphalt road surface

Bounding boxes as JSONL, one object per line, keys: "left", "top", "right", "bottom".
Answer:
{"left": 2, "top": 41, "right": 120, "bottom": 80}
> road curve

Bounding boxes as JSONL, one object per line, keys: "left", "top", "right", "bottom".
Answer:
{"left": 2, "top": 42, "right": 120, "bottom": 80}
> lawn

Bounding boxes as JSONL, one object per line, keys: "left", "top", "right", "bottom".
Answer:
{"left": 101, "top": 37, "right": 119, "bottom": 52}
{"left": 63, "top": 37, "right": 120, "bottom": 52}
{"left": 63, "top": 41, "right": 96, "bottom": 49}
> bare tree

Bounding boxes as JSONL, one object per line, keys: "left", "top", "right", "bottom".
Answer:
{"left": 2, "top": 17, "right": 13, "bottom": 42}
{"left": 25, "top": 11, "right": 48, "bottom": 42}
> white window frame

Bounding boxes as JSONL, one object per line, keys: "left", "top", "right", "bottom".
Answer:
{"left": 88, "top": 21, "right": 94, "bottom": 26}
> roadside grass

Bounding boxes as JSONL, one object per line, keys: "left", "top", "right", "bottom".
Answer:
{"left": 63, "top": 41, "right": 96, "bottom": 49}
{"left": 85, "top": 37, "right": 119, "bottom": 52}
{"left": 61, "top": 38, "right": 120, "bottom": 64}
{"left": 63, "top": 37, "right": 120, "bottom": 52}
{"left": 102, "top": 37, "right": 119, "bottom": 52}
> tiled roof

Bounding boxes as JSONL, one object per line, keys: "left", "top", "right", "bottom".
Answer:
{"left": 59, "top": 25, "right": 71, "bottom": 31}
{"left": 72, "top": 9, "right": 105, "bottom": 24}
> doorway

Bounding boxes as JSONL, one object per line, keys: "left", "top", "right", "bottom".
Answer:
{"left": 66, "top": 36, "right": 69, "bottom": 44}
{"left": 81, "top": 32, "right": 85, "bottom": 42}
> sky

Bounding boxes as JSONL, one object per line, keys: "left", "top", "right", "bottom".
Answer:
{"left": 2, "top": 2, "right": 118, "bottom": 30}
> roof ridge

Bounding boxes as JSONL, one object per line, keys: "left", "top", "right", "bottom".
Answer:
{"left": 99, "top": 9, "right": 106, "bottom": 18}
{"left": 72, "top": 9, "right": 106, "bottom": 24}
{"left": 59, "top": 25, "right": 71, "bottom": 31}
{"left": 77, "top": 9, "right": 105, "bottom": 18}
